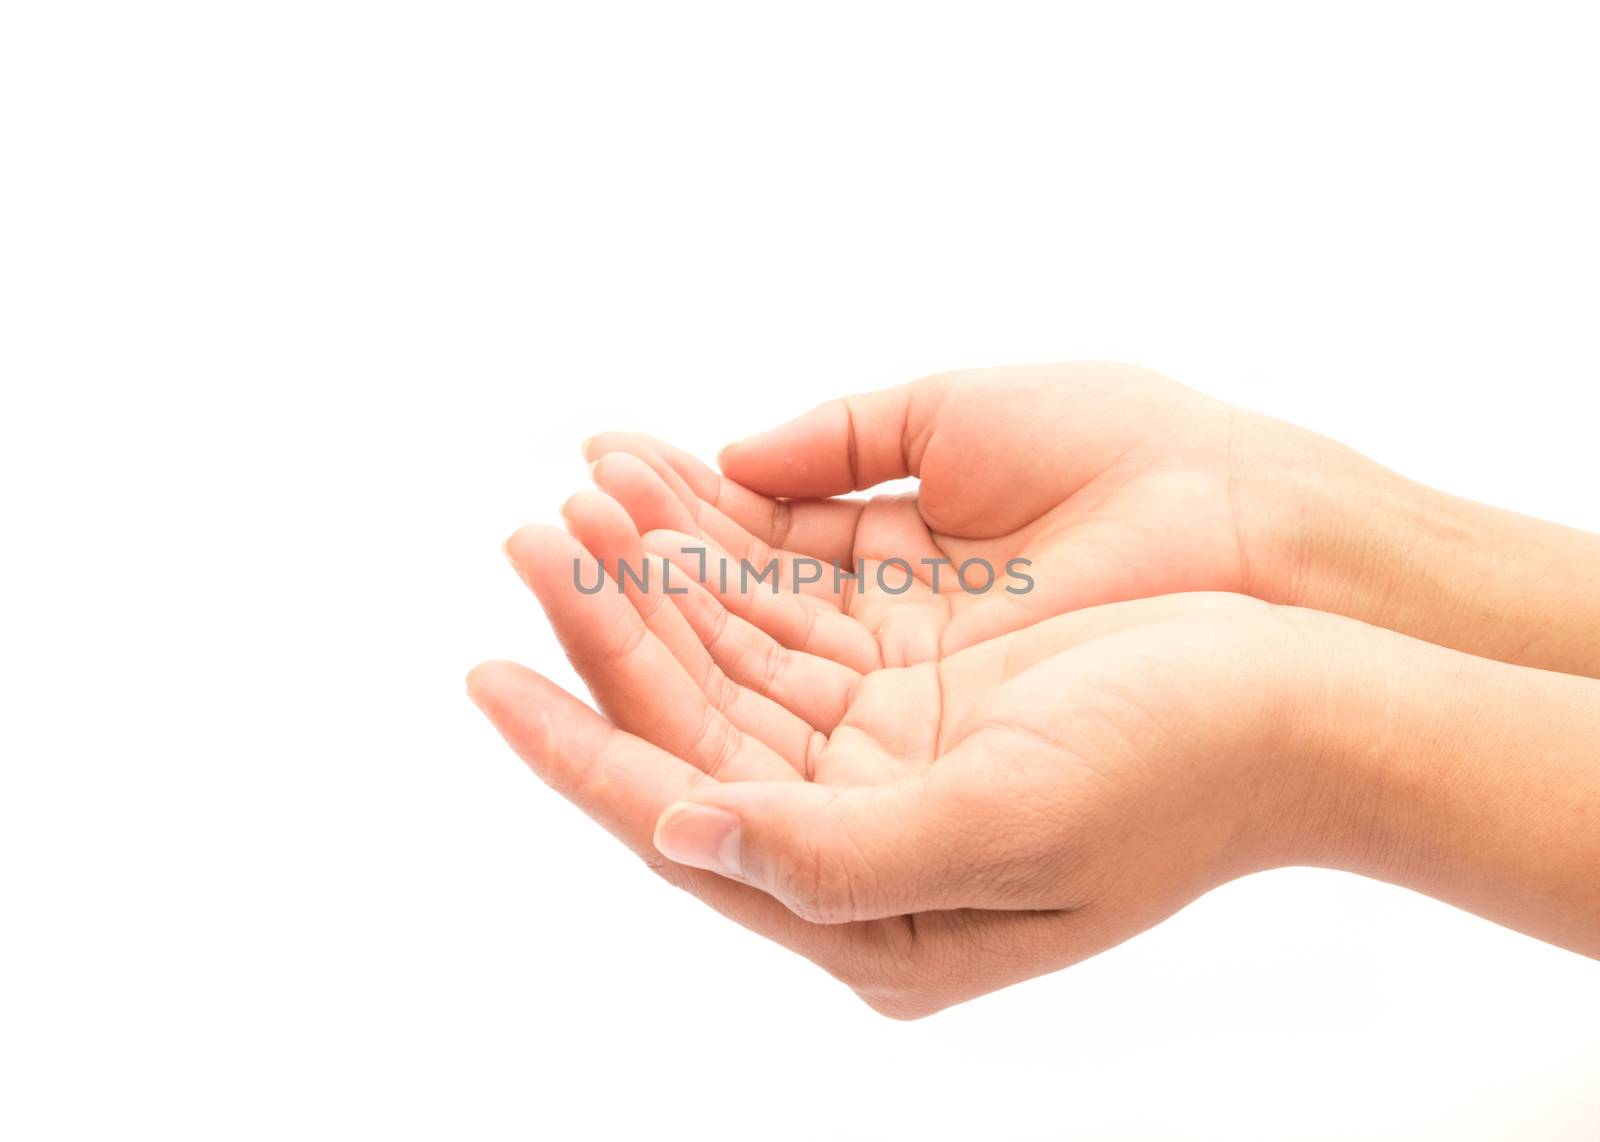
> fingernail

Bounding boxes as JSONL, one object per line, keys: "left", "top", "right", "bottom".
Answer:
{"left": 654, "top": 803, "right": 742, "bottom": 877}
{"left": 580, "top": 435, "right": 596, "bottom": 458}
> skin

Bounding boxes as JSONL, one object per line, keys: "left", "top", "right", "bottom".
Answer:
{"left": 469, "top": 364, "right": 1600, "bottom": 1018}
{"left": 583, "top": 363, "right": 1600, "bottom": 678}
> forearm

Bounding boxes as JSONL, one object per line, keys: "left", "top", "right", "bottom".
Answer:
{"left": 1245, "top": 419, "right": 1600, "bottom": 679}
{"left": 1284, "top": 626, "right": 1600, "bottom": 958}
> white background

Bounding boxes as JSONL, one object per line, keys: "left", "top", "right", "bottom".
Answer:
{"left": 4, "top": 2, "right": 1599, "bottom": 1139}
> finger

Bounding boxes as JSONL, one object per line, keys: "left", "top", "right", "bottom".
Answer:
{"left": 617, "top": 431, "right": 876, "bottom": 566}
{"left": 469, "top": 660, "right": 713, "bottom": 846}
{"left": 718, "top": 492, "right": 866, "bottom": 569}
{"left": 643, "top": 528, "right": 882, "bottom": 674}
{"left": 659, "top": 559, "right": 862, "bottom": 734}
{"left": 559, "top": 490, "right": 822, "bottom": 768}
{"left": 504, "top": 523, "right": 800, "bottom": 782}
{"left": 588, "top": 450, "right": 701, "bottom": 536}
{"left": 651, "top": 760, "right": 1065, "bottom": 923}
{"left": 583, "top": 430, "right": 715, "bottom": 506}
{"left": 466, "top": 661, "right": 860, "bottom": 966}
{"left": 690, "top": 466, "right": 865, "bottom": 568}
{"left": 592, "top": 445, "right": 853, "bottom": 603}
{"left": 688, "top": 499, "right": 845, "bottom": 605}
{"left": 716, "top": 376, "right": 951, "bottom": 498}
{"left": 587, "top": 430, "right": 871, "bottom": 565}
{"left": 469, "top": 662, "right": 1124, "bottom": 1021}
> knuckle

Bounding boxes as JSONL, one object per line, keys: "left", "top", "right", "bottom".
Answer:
{"left": 684, "top": 704, "right": 740, "bottom": 778}
{"left": 757, "top": 639, "right": 784, "bottom": 699}
{"left": 706, "top": 665, "right": 740, "bottom": 714}
{"left": 704, "top": 594, "right": 732, "bottom": 649}
{"left": 792, "top": 597, "right": 819, "bottom": 653}
{"left": 769, "top": 498, "right": 793, "bottom": 550}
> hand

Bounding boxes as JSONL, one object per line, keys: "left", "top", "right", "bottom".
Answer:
{"left": 479, "top": 496, "right": 1600, "bottom": 1015}
{"left": 584, "top": 363, "right": 1600, "bottom": 677}
{"left": 472, "top": 521, "right": 1600, "bottom": 1018}
{"left": 475, "top": 502, "right": 1312, "bottom": 1013}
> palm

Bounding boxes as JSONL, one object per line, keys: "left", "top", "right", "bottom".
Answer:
{"left": 759, "top": 624, "right": 1003, "bottom": 789}
{"left": 784, "top": 610, "right": 1133, "bottom": 789}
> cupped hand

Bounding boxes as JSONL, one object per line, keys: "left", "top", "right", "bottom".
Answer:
{"left": 471, "top": 496, "right": 1363, "bottom": 1016}
{"left": 581, "top": 362, "right": 1386, "bottom": 666}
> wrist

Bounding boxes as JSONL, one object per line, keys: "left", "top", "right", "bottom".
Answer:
{"left": 1205, "top": 605, "right": 1401, "bottom": 882}
{"left": 1274, "top": 620, "right": 1489, "bottom": 880}
{"left": 1240, "top": 415, "right": 1600, "bottom": 678}
{"left": 1230, "top": 411, "right": 1420, "bottom": 620}
{"left": 1262, "top": 618, "right": 1600, "bottom": 955}
{"left": 1217, "top": 607, "right": 1399, "bottom": 877}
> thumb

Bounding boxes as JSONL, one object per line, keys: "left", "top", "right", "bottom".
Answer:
{"left": 651, "top": 769, "right": 1051, "bottom": 923}
{"left": 717, "top": 377, "right": 947, "bottom": 498}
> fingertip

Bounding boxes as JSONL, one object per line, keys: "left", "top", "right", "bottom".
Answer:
{"left": 504, "top": 521, "right": 569, "bottom": 560}
{"left": 465, "top": 661, "right": 560, "bottom": 766}
{"left": 592, "top": 454, "right": 700, "bottom": 534}
{"left": 588, "top": 450, "right": 650, "bottom": 502}
{"left": 716, "top": 406, "right": 855, "bottom": 495}
{"left": 581, "top": 430, "right": 628, "bottom": 463}
{"left": 501, "top": 525, "right": 534, "bottom": 580}
{"left": 466, "top": 658, "right": 523, "bottom": 708}
{"left": 715, "top": 439, "right": 747, "bottom": 473}
{"left": 559, "top": 487, "right": 623, "bottom": 528}
{"left": 560, "top": 490, "right": 645, "bottom": 576}
{"left": 715, "top": 433, "right": 780, "bottom": 485}
{"left": 501, "top": 523, "right": 542, "bottom": 578}
{"left": 465, "top": 663, "right": 491, "bottom": 706}
{"left": 503, "top": 523, "right": 596, "bottom": 601}
{"left": 589, "top": 447, "right": 657, "bottom": 483}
